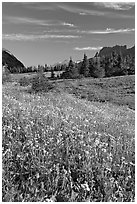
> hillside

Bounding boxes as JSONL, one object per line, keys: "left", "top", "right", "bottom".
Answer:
{"left": 7, "top": 73, "right": 135, "bottom": 110}
{"left": 53, "top": 59, "right": 69, "bottom": 67}
{"left": 56, "top": 75, "right": 135, "bottom": 110}
{"left": 2, "top": 48, "right": 25, "bottom": 73}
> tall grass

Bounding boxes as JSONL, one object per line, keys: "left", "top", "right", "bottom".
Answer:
{"left": 2, "top": 83, "right": 135, "bottom": 202}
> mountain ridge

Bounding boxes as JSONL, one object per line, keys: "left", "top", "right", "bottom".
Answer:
{"left": 2, "top": 48, "right": 25, "bottom": 73}
{"left": 97, "top": 45, "right": 135, "bottom": 58}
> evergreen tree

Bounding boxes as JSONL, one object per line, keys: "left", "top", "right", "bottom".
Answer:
{"left": 93, "top": 56, "right": 105, "bottom": 78}
{"left": 88, "top": 59, "right": 95, "bottom": 77}
{"left": 2, "top": 63, "right": 11, "bottom": 83}
{"left": 111, "top": 52, "right": 127, "bottom": 76}
{"left": 68, "top": 57, "right": 74, "bottom": 72}
{"left": 108, "top": 51, "right": 119, "bottom": 76}
{"left": 80, "top": 53, "right": 90, "bottom": 77}
{"left": 67, "top": 57, "right": 79, "bottom": 78}
{"left": 61, "top": 57, "right": 79, "bottom": 79}
{"left": 51, "top": 68, "right": 55, "bottom": 79}
{"left": 126, "top": 55, "right": 135, "bottom": 75}
{"left": 116, "top": 53, "right": 128, "bottom": 76}
{"left": 113, "top": 53, "right": 122, "bottom": 76}
{"left": 120, "top": 57, "right": 128, "bottom": 75}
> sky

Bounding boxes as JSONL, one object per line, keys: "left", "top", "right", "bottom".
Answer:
{"left": 2, "top": 1, "right": 135, "bottom": 67}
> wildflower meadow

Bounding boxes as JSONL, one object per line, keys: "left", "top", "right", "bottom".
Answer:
{"left": 2, "top": 77, "right": 135, "bottom": 202}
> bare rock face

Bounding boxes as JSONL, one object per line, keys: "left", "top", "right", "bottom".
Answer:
{"left": 97, "top": 45, "right": 135, "bottom": 58}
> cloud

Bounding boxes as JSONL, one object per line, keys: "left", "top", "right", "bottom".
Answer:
{"left": 58, "top": 3, "right": 134, "bottom": 19}
{"left": 3, "top": 16, "right": 55, "bottom": 26}
{"left": 61, "top": 22, "right": 75, "bottom": 27}
{"left": 94, "top": 2, "right": 135, "bottom": 10}
{"left": 35, "top": 28, "right": 135, "bottom": 36}
{"left": 7, "top": 17, "right": 53, "bottom": 26}
{"left": 3, "top": 16, "right": 76, "bottom": 27}
{"left": 74, "top": 47, "right": 103, "bottom": 51}
{"left": 77, "top": 28, "right": 135, "bottom": 34}
{"left": 43, "top": 29, "right": 78, "bottom": 33}
{"left": 79, "top": 12, "right": 87, "bottom": 16}
{"left": 2, "top": 33, "right": 81, "bottom": 41}
{"left": 58, "top": 4, "right": 105, "bottom": 16}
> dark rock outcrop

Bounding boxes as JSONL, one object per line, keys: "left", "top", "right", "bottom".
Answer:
{"left": 2, "top": 48, "right": 25, "bottom": 73}
{"left": 97, "top": 45, "right": 135, "bottom": 58}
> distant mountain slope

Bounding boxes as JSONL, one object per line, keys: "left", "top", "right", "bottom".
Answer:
{"left": 2, "top": 48, "right": 25, "bottom": 73}
{"left": 97, "top": 45, "right": 135, "bottom": 58}
{"left": 53, "top": 59, "right": 69, "bottom": 67}
{"left": 53, "top": 59, "right": 82, "bottom": 67}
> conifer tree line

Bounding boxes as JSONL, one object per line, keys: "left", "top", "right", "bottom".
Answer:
{"left": 3, "top": 50, "right": 135, "bottom": 78}
{"left": 60, "top": 52, "right": 135, "bottom": 79}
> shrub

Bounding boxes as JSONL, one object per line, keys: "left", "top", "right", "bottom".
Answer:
{"left": 31, "top": 73, "right": 54, "bottom": 92}
{"left": 19, "top": 77, "right": 30, "bottom": 86}
{"left": 2, "top": 66, "right": 12, "bottom": 84}
{"left": 51, "top": 69, "right": 55, "bottom": 79}
{"left": 60, "top": 71, "right": 81, "bottom": 79}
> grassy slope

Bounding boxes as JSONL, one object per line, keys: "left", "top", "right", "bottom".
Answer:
{"left": 56, "top": 75, "right": 135, "bottom": 110}
{"left": 3, "top": 82, "right": 135, "bottom": 140}
{"left": 10, "top": 71, "right": 64, "bottom": 81}
{"left": 2, "top": 80, "right": 135, "bottom": 201}
{"left": 11, "top": 73, "right": 135, "bottom": 109}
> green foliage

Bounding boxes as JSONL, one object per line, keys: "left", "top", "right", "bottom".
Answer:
{"left": 61, "top": 58, "right": 80, "bottom": 79}
{"left": 31, "top": 73, "right": 54, "bottom": 92}
{"left": 125, "top": 56, "right": 135, "bottom": 75}
{"left": 103, "top": 52, "right": 135, "bottom": 77}
{"left": 80, "top": 54, "right": 90, "bottom": 77}
{"left": 92, "top": 57, "right": 105, "bottom": 78}
{"left": 2, "top": 65, "right": 12, "bottom": 84}
{"left": 51, "top": 69, "right": 55, "bottom": 79}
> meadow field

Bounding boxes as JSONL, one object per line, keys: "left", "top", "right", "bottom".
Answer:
{"left": 2, "top": 75, "right": 135, "bottom": 201}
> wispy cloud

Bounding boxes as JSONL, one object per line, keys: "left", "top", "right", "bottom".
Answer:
{"left": 77, "top": 28, "right": 135, "bottom": 34}
{"left": 61, "top": 22, "right": 75, "bottom": 27}
{"left": 43, "top": 29, "right": 78, "bottom": 33}
{"left": 3, "top": 16, "right": 76, "bottom": 27}
{"left": 94, "top": 2, "right": 135, "bottom": 10}
{"left": 3, "top": 16, "right": 53, "bottom": 26}
{"left": 58, "top": 3, "right": 134, "bottom": 19}
{"left": 2, "top": 33, "right": 81, "bottom": 41}
{"left": 58, "top": 4, "right": 105, "bottom": 16}
{"left": 34, "top": 27, "right": 135, "bottom": 36}
{"left": 74, "top": 46, "right": 103, "bottom": 51}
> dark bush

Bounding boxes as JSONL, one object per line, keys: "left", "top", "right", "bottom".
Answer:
{"left": 19, "top": 77, "right": 30, "bottom": 86}
{"left": 31, "top": 73, "right": 54, "bottom": 92}
{"left": 2, "top": 67, "right": 12, "bottom": 84}
{"left": 60, "top": 71, "right": 81, "bottom": 79}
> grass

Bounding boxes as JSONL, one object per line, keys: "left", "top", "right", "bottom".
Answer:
{"left": 10, "top": 71, "right": 64, "bottom": 82}
{"left": 11, "top": 73, "right": 135, "bottom": 109}
{"left": 2, "top": 75, "right": 135, "bottom": 201}
{"left": 56, "top": 75, "right": 135, "bottom": 110}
